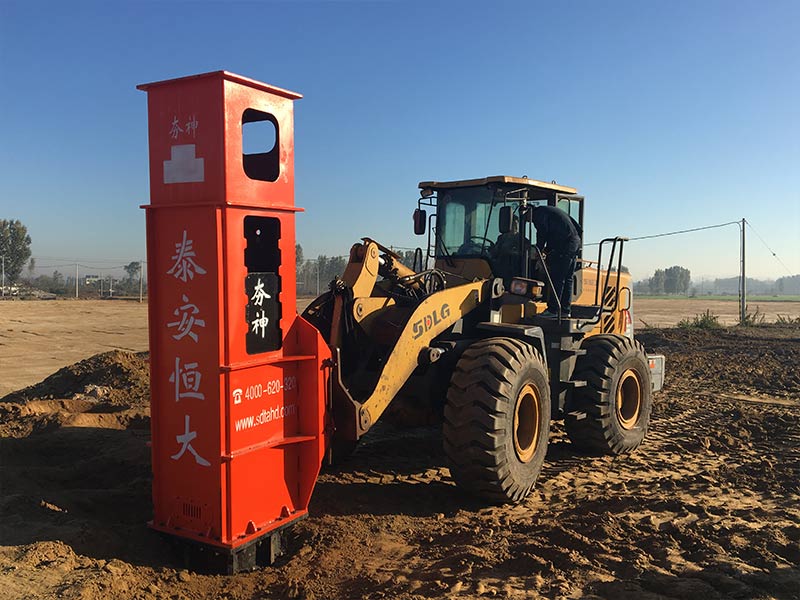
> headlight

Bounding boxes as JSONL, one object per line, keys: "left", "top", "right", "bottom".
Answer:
{"left": 510, "top": 279, "right": 528, "bottom": 296}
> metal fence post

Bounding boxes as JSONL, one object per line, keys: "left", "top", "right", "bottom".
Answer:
{"left": 740, "top": 218, "right": 746, "bottom": 325}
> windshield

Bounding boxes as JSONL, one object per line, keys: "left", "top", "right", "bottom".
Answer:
{"left": 435, "top": 187, "right": 548, "bottom": 258}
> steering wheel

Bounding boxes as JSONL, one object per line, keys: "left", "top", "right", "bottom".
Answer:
{"left": 458, "top": 236, "right": 495, "bottom": 256}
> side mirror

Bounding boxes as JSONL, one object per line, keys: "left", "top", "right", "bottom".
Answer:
{"left": 499, "top": 206, "right": 513, "bottom": 234}
{"left": 413, "top": 208, "right": 427, "bottom": 235}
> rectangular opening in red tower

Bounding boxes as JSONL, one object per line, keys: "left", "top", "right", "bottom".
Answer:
{"left": 242, "top": 109, "right": 280, "bottom": 182}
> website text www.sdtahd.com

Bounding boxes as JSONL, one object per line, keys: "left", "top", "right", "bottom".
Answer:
{"left": 234, "top": 404, "right": 297, "bottom": 432}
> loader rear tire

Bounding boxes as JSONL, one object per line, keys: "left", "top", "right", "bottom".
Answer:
{"left": 443, "top": 337, "right": 550, "bottom": 504}
{"left": 565, "top": 334, "right": 652, "bottom": 455}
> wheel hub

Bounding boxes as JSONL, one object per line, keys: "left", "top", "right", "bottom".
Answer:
{"left": 616, "top": 369, "right": 642, "bottom": 430}
{"left": 513, "top": 383, "right": 540, "bottom": 463}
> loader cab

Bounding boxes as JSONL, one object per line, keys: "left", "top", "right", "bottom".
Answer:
{"left": 415, "top": 176, "right": 584, "bottom": 284}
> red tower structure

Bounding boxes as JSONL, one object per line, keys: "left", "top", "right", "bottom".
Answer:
{"left": 139, "top": 71, "right": 330, "bottom": 572}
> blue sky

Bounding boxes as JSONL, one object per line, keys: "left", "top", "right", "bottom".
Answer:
{"left": 1, "top": 0, "right": 797, "bottom": 280}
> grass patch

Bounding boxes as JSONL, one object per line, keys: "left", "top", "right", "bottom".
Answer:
{"left": 677, "top": 309, "right": 722, "bottom": 329}
{"left": 775, "top": 314, "right": 800, "bottom": 325}
{"left": 675, "top": 307, "right": 799, "bottom": 328}
{"left": 740, "top": 305, "right": 766, "bottom": 327}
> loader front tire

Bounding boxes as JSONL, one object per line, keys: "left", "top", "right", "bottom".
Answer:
{"left": 565, "top": 334, "right": 652, "bottom": 454}
{"left": 443, "top": 338, "right": 550, "bottom": 504}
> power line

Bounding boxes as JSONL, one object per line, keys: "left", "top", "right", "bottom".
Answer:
{"left": 628, "top": 220, "right": 741, "bottom": 242}
{"left": 745, "top": 220, "right": 795, "bottom": 277}
{"left": 33, "top": 255, "right": 146, "bottom": 263}
{"left": 584, "top": 220, "right": 740, "bottom": 246}
{"left": 600, "top": 218, "right": 796, "bottom": 276}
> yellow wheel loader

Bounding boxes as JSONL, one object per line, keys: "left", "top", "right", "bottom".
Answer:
{"left": 304, "top": 176, "right": 664, "bottom": 503}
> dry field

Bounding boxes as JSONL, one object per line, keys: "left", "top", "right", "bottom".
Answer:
{"left": 630, "top": 298, "right": 800, "bottom": 328}
{"left": 1, "top": 298, "right": 798, "bottom": 396}
{"left": 0, "top": 300, "right": 149, "bottom": 398}
{"left": 1, "top": 298, "right": 799, "bottom": 599}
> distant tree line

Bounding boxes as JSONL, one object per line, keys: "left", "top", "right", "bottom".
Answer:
{"left": 692, "top": 274, "right": 800, "bottom": 296}
{"left": 295, "top": 243, "right": 348, "bottom": 297}
{"left": 10, "top": 221, "right": 795, "bottom": 301}
{"left": 24, "top": 261, "right": 145, "bottom": 297}
{"left": 634, "top": 268, "right": 800, "bottom": 296}
{"left": 776, "top": 275, "right": 800, "bottom": 294}
{"left": 633, "top": 265, "right": 692, "bottom": 295}
{"left": 295, "top": 244, "right": 420, "bottom": 297}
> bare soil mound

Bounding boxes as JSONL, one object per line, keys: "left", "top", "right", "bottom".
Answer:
{"left": 1, "top": 350, "right": 150, "bottom": 406}
{"left": 1, "top": 326, "right": 798, "bottom": 599}
{"left": 0, "top": 350, "right": 150, "bottom": 438}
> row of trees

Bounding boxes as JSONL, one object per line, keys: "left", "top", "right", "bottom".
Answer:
{"left": 644, "top": 265, "right": 692, "bottom": 295}
{"left": 295, "top": 245, "right": 421, "bottom": 296}
{"left": 7, "top": 218, "right": 795, "bottom": 300}
{"left": 691, "top": 275, "right": 800, "bottom": 296}
{"left": 296, "top": 248, "right": 348, "bottom": 296}
{"left": 2, "top": 219, "right": 147, "bottom": 297}
{"left": 25, "top": 261, "right": 144, "bottom": 296}
{"left": 776, "top": 275, "right": 800, "bottom": 294}
{"left": 2, "top": 219, "right": 350, "bottom": 298}
{"left": 635, "top": 268, "right": 800, "bottom": 296}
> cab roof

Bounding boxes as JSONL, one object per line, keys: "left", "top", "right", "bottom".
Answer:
{"left": 418, "top": 176, "right": 577, "bottom": 195}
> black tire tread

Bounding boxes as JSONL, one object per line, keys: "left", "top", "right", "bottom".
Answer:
{"left": 443, "top": 337, "right": 548, "bottom": 504}
{"left": 565, "top": 334, "right": 652, "bottom": 455}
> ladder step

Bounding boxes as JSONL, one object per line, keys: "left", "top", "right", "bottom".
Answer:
{"left": 559, "top": 347, "right": 587, "bottom": 355}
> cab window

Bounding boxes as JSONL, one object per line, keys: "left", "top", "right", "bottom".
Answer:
{"left": 557, "top": 198, "right": 582, "bottom": 227}
{"left": 440, "top": 200, "right": 465, "bottom": 254}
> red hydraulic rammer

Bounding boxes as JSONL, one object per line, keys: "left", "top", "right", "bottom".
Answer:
{"left": 139, "top": 71, "right": 330, "bottom": 573}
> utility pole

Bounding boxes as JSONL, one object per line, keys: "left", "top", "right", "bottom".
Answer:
{"left": 316, "top": 260, "right": 320, "bottom": 296}
{"left": 139, "top": 260, "right": 144, "bottom": 303}
{"left": 75, "top": 262, "right": 79, "bottom": 299}
{"left": 109, "top": 274, "right": 114, "bottom": 298}
{"left": 740, "top": 218, "right": 746, "bottom": 325}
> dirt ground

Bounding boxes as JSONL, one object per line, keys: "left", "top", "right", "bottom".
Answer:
{"left": 1, "top": 300, "right": 799, "bottom": 599}
{"left": 0, "top": 299, "right": 149, "bottom": 397}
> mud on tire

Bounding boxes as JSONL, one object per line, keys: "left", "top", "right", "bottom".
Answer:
{"left": 443, "top": 337, "right": 550, "bottom": 504}
{"left": 565, "top": 334, "right": 652, "bottom": 455}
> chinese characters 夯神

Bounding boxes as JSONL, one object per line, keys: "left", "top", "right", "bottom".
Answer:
{"left": 250, "top": 277, "right": 272, "bottom": 339}
{"left": 169, "top": 114, "right": 199, "bottom": 140}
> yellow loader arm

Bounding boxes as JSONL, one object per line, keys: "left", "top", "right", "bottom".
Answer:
{"left": 358, "top": 281, "right": 484, "bottom": 429}
{"left": 328, "top": 240, "right": 486, "bottom": 440}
